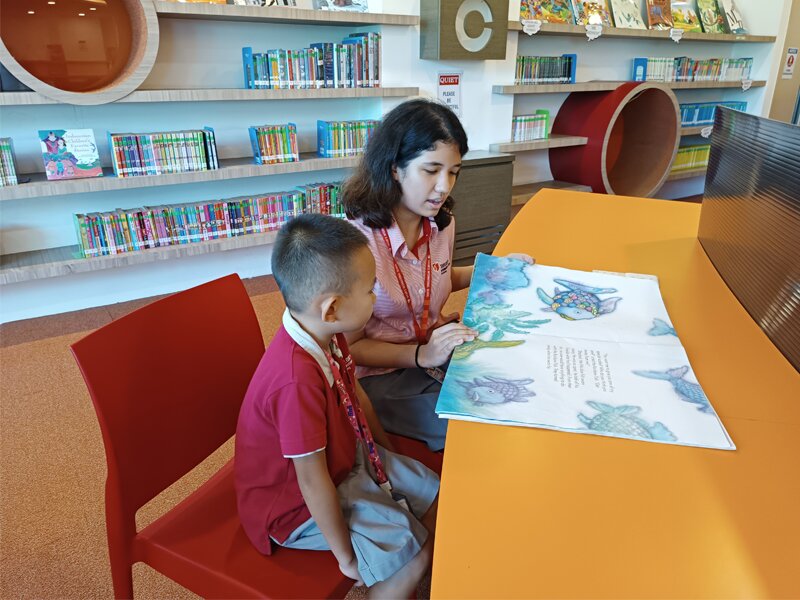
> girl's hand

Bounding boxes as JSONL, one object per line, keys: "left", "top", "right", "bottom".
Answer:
{"left": 418, "top": 322, "right": 477, "bottom": 368}
{"left": 505, "top": 253, "right": 535, "bottom": 264}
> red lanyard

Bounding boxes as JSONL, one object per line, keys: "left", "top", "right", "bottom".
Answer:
{"left": 380, "top": 219, "right": 432, "bottom": 344}
{"left": 325, "top": 335, "right": 390, "bottom": 490}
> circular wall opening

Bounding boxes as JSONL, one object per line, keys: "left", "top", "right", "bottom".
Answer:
{"left": 604, "top": 88, "right": 680, "bottom": 197}
{"left": 549, "top": 83, "right": 680, "bottom": 198}
{"left": 0, "top": 0, "right": 158, "bottom": 104}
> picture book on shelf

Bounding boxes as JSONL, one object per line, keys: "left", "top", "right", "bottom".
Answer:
{"left": 718, "top": 0, "right": 747, "bottom": 34}
{"left": 671, "top": 0, "right": 703, "bottom": 32}
{"left": 609, "top": 0, "right": 646, "bottom": 29}
{"left": 312, "top": 0, "right": 367, "bottom": 11}
{"left": 39, "top": 129, "right": 103, "bottom": 181}
{"left": 520, "top": 0, "right": 575, "bottom": 24}
{"left": 645, "top": 0, "right": 673, "bottom": 29}
{"left": 697, "top": 0, "right": 728, "bottom": 33}
{"left": 570, "top": 0, "right": 613, "bottom": 26}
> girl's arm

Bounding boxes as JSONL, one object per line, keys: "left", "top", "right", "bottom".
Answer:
{"left": 451, "top": 265, "right": 474, "bottom": 292}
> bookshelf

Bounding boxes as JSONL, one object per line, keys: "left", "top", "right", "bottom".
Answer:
{"left": 489, "top": 134, "right": 588, "bottom": 153}
{"left": 507, "top": 20, "right": 776, "bottom": 43}
{"left": 511, "top": 180, "right": 592, "bottom": 206}
{"left": 502, "top": 1, "right": 781, "bottom": 202}
{"left": 667, "top": 167, "right": 709, "bottom": 181}
{"left": 681, "top": 125, "right": 710, "bottom": 136}
{"left": 0, "top": 87, "right": 420, "bottom": 107}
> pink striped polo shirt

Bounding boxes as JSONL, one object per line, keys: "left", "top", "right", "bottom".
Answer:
{"left": 349, "top": 216, "right": 455, "bottom": 378}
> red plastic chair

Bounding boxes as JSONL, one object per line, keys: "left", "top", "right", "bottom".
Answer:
{"left": 70, "top": 274, "right": 352, "bottom": 599}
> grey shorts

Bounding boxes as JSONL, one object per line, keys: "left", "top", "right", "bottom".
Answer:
{"left": 360, "top": 367, "right": 448, "bottom": 451}
{"left": 277, "top": 443, "right": 439, "bottom": 587}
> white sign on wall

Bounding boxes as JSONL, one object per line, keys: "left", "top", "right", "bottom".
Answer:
{"left": 782, "top": 47, "right": 798, "bottom": 79}
{"left": 438, "top": 72, "right": 463, "bottom": 117}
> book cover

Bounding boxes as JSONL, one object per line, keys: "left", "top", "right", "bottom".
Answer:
{"left": 697, "top": 0, "right": 728, "bottom": 33}
{"left": 520, "top": 0, "right": 575, "bottom": 24}
{"left": 571, "top": 0, "right": 613, "bottom": 26}
{"left": 39, "top": 129, "right": 103, "bottom": 180}
{"left": 609, "top": 0, "right": 646, "bottom": 29}
{"left": 671, "top": 0, "right": 703, "bottom": 31}
{"left": 646, "top": 0, "right": 673, "bottom": 29}
{"left": 312, "top": 0, "right": 367, "bottom": 11}
{"left": 718, "top": 0, "right": 747, "bottom": 34}
{"left": 434, "top": 254, "right": 735, "bottom": 451}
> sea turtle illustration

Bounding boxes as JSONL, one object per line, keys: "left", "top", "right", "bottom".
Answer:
{"left": 648, "top": 318, "right": 677, "bottom": 337}
{"left": 458, "top": 376, "right": 536, "bottom": 406}
{"left": 536, "top": 279, "right": 622, "bottom": 320}
{"left": 632, "top": 366, "right": 713, "bottom": 413}
{"left": 578, "top": 401, "right": 676, "bottom": 441}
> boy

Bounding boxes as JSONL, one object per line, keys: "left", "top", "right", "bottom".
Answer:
{"left": 235, "top": 214, "right": 439, "bottom": 598}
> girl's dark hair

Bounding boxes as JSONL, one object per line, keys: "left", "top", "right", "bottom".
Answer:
{"left": 342, "top": 98, "right": 469, "bottom": 230}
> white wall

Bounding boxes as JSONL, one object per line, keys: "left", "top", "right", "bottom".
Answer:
{"left": 0, "top": 0, "right": 792, "bottom": 322}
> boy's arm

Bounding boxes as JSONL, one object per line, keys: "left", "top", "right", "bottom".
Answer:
{"left": 293, "top": 451, "right": 363, "bottom": 585}
{"left": 355, "top": 380, "right": 393, "bottom": 451}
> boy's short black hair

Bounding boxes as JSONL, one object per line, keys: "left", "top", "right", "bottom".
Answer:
{"left": 271, "top": 214, "right": 369, "bottom": 312}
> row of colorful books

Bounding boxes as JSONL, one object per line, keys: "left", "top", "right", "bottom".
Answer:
{"left": 249, "top": 124, "right": 300, "bottom": 165}
{"left": 73, "top": 182, "right": 344, "bottom": 258}
{"left": 672, "top": 144, "right": 711, "bottom": 171}
{"left": 680, "top": 101, "right": 746, "bottom": 126}
{"left": 242, "top": 33, "right": 381, "bottom": 90}
{"left": 108, "top": 129, "right": 219, "bottom": 178}
{"left": 520, "top": 0, "right": 746, "bottom": 34}
{"left": 317, "top": 119, "right": 378, "bottom": 158}
{"left": 632, "top": 57, "right": 752, "bottom": 82}
{"left": 515, "top": 54, "right": 577, "bottom": 85}
{"left": 511, "top": 111, "right": 551, "bottom": 142}
{"left": 0, "top": 138, "right": 18, "bottom": 187}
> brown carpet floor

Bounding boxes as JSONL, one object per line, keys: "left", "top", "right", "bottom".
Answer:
{"left": 0, "top": 275, "right": 468, "bottom": 599}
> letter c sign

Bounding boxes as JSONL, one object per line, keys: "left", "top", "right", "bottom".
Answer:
{"left": 455, "top": 0, "right": 493, "bottom": 53}
{"left": 420, "top": 0, "right": 507, "bottom": 60}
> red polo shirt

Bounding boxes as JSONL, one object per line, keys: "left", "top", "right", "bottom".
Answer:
{"left": 235, "top": 326, "right": 357, "bottom": 554}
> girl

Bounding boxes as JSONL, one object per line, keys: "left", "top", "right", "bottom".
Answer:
{"left": 343, "top": 99, "right": 531, "bottom": 451}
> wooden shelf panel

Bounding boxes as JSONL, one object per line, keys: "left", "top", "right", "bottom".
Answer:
{"left": 681, "top": 125, "right": 711, "bottom": 136}
{"left": 509, "top": 20, "right": 776, "bottom": 43}
{"left": 0, "top": 87, "right": 420, "bottom": 106}
{"left": 0, "top": 231, "right": 280, "bottom": 285}
{"left": 494, "top": 80, "right": 766, "bottom": 94}
{"left": 0, "top": 154, "right": 361, "bottom": 202}
{"left": 490, "top": 134, "right": 588, "bottom": 153}
{"left": 154, "top": 1, "right": 418, "bottom": 26}
{"left": 667, "top": 167, "right": 708, "bottom": 181}
{"left": 512, "top": 180, "right": 593, "bottom": 206}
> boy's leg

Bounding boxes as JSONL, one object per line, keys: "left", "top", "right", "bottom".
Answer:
{"left": 367, "top": 535, "right": 432, "bottom": 600}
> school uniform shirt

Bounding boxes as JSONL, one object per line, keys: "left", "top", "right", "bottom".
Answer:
{"left": 235, "top": 310, "right": 358, "bottom": 555}
{"left": 349, "top": 216, "right": 455, "bottom": 378}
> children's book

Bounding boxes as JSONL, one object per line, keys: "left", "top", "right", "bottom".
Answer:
{"left": 570, "top": 0, "right": 614, "bottom": 26}
{"left": 697, "top": 0, "right": 728, "bottom": 33}
{"left": 671, "top": 0, "right": 703, "bottom": 32}
{"left": 39, "top": 129, "right": 103, "bottom": 180}
{"left": 609, "top": 0, "right": 646, "bottom": 29}
{"left": 718, "top": 0, "right": 747, "bottom": 34}
{"left": 520, "top": 0, "right": 575, "bottom": 24}
{"left": 312, "top": 0, "right": 367, "bottom": 11}
{"left": 645, "top": 0, "right": 672, "bottom": 29}
{"left": 434, "top": 254, "right": 735, "bottom": 451}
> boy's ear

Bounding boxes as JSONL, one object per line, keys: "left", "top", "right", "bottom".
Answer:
{"left": 320, "top": 294, "right": 339, "bottom": 323}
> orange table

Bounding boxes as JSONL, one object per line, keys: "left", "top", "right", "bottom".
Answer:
{"left": 431, "top": 190, "right": 800, "bottom": 599}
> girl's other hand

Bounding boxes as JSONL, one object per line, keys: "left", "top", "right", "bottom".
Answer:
{"left": 504, "top": 252, "right": 535, "bottom": 264}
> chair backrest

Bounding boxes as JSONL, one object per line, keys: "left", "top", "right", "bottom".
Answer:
{"left": 71, "top": 274, "right": 265, "bottom": 523}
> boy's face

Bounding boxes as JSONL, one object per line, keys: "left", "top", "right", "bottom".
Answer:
{"left": 334, "top": 246, "right": 376, "bottom": 332}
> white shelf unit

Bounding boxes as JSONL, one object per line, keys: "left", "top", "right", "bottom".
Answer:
{"left": 502, "top": 3, "right": 782, "bottom": 202}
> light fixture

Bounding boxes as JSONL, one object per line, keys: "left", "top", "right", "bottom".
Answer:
{"left": 90, "top": 6, "right": 97, "bottom": 9}
{"left": 27, "top": 10, "right": 35, "bottom": 14}
{"left": 48, "top": 1, "right": 56, "bottom": 4}
{"left": 78, "top": 12, "right": 86, "bottom": 16}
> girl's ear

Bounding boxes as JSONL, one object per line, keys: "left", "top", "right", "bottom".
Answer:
{"left": 391, "top": 164, "right": 399, "bottom": 182}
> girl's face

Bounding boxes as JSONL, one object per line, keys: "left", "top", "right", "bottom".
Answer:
{"left": 393, "top": 141, "right": 462, "bottom": 222}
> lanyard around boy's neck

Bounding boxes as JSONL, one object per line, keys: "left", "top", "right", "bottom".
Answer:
{"left": 380, "top": 218, "right": 432, "bottom": 344}
{"left": 325, "top": 336, "right": 393, "bottom": 497}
